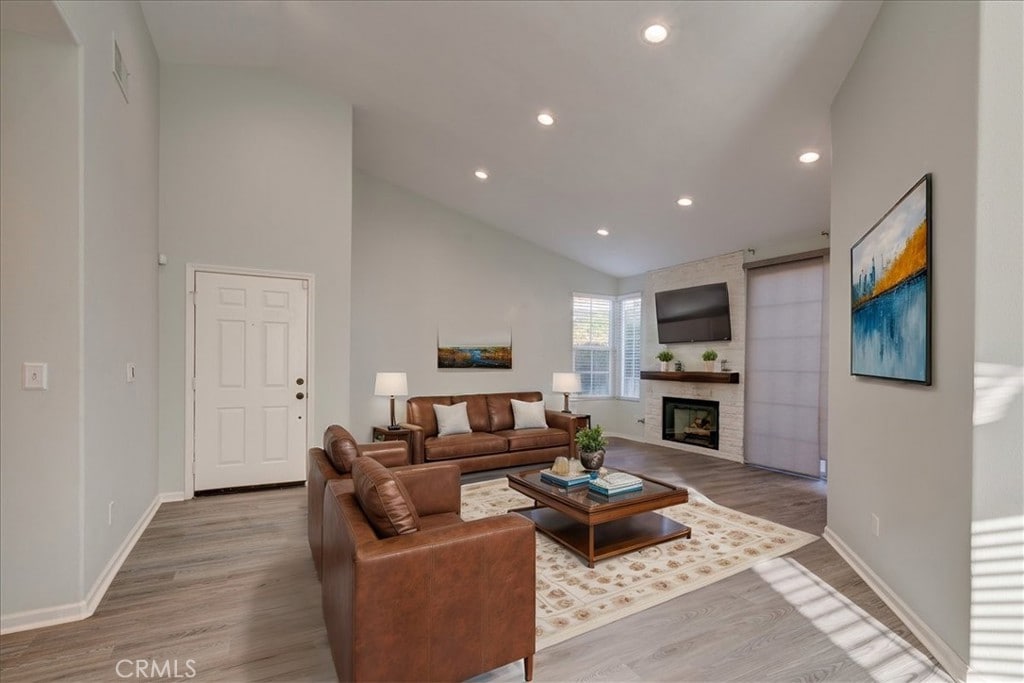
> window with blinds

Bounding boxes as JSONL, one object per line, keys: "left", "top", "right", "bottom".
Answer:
{"left": 572, "top": 293, "right": 642, "bottom": 399}
{"left": 619, "top": 294, "right": 642, "bottom": 399}
{"left": 744, "top": 257, "right": 828, "bottom": 478}
{"left": 573, "top": 294, "right": 613, "bottom": 396}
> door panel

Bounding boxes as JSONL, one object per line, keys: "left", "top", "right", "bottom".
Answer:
{"left": 194, "top": 271, "right": 308, "bottom": 491}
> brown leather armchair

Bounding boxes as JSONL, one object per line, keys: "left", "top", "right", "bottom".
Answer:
{"left": 322, "top": 460, "right": 536, "bottom": 682}
{"left": 308, "top": 425, "right": 410, "bottom": 579}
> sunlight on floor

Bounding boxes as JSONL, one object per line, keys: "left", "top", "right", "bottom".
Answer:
{"left": 753, "top": 557, "right": 952, "bottom": 682}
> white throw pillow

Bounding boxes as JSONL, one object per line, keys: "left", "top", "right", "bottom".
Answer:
{"left": 511, "top": 399, "right": 548, "bottom": 430}
{"left": 434, "top": 402, "right": 472, "bottom": 437}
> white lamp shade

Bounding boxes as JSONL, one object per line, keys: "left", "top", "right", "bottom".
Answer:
{"left": 374, "top": 372, "right": 408, "bottom": 397}
{"left": 552, "top": 372, "right": 582, "bottom": 393}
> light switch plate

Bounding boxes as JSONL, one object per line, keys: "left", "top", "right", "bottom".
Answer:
{"left": 23, "top": 362, "right": 47, "bottom": 390}
{"left": 126, "top": 362, "right": 136, "bottom": 383}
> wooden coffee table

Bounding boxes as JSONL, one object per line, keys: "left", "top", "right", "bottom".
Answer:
{"left": 507, "top": 468, "right": 690, "bottom": 568}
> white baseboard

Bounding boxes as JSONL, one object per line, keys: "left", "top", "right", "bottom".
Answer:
{"left": 0, "top": 599, "right": 86, "bottom": 635}
{"left": 823, "top": 526, "right": 969, "bottom": 682}
{"left": 1, "top": 493, "right": 163, "bottom": 635}
{"left": 603, "top": 431, "right": 643, "bottom": 441}
{"left": 159, "top": 491, "right": 186, "bottom": 503}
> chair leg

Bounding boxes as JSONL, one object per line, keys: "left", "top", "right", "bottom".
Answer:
{"left": 524, "top": 654, "right": 534, "bottom": 681}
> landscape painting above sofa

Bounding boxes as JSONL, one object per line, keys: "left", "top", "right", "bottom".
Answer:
{"left": 437, "top": 344, "right": 512, "bottom": 369}
{"left": 850, "top": 173, "right": 931, "bottom": 384}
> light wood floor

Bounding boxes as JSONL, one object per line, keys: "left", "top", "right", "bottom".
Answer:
{"left": 1, "top": 438, "right": 950, "bottom": 682}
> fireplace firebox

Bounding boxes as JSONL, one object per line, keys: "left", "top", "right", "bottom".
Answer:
{"left": 662, "top": 397, "right": 720, "bottom": 450}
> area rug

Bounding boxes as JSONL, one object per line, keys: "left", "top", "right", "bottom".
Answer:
{"left": 461, "top": 479, "right": 818, "bottom": 650}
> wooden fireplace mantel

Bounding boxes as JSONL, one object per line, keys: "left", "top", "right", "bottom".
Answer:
{"left": 640, "top": 371, "right": 740, "bottom": 384}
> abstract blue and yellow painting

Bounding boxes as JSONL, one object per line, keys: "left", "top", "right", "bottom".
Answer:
{"left": 851, "top": 175, "right": 931, "bottom": 384}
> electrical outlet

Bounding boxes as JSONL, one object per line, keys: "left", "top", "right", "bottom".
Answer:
{"left": 872, "top": 513, "right": 880, "bottom": 537}
{"left": 108, "top": 501, "right": 115, "bottom": 526}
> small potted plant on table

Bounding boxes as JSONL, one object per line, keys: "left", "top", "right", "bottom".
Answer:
{"left": 575, "top": 425, "right": 608, "bottom": 471}
{"left": 702, "top": 348, "right": 719, "bottom": 372}
{"left": 656, "top": 349, "right": 674, "bottom": 371}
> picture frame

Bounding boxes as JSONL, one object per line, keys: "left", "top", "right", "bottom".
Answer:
{"left": 850, "top": 174, "right": 932, "bottom": 384}
{"left": 437, "top": 344, "right": 512, "bottom": 369}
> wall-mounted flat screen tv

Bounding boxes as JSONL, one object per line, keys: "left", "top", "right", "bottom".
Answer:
{"left": 655, "top": 282, "right": 732, "bottom": 343}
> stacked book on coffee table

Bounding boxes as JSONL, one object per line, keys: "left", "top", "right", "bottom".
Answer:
{"left": 540, "top": 469, "right": 591, "bottom": 488}
{"left": 589, "top": 472, "right": 643, "bottom": 496}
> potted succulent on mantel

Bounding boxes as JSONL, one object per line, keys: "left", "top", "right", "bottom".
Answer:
{"left": 656, "top": 349, "right": 674, "bottom": 371}
{"left": 702, "top": 348, "right": 720, "bottom": 372}
{"left": 575, "top": 424, "right": 608, "bottom": 471}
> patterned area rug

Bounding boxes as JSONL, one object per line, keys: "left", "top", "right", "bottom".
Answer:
{"left": 461, "top": 479, "right": 817, "bottom": 650}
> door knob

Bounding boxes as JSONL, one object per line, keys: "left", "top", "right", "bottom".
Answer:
{"left": 296, "top": 378, "right": 305, "bottom": 385}
{"left": 296, "top": 392, "right": 305, "bottom": 400}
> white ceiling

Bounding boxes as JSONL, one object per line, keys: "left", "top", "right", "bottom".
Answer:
{"left": 141, "top": 0, "right": 881, "bottom": 278}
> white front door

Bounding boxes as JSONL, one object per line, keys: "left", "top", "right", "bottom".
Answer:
{"left": 193, "top": 271, "right": 309, "bottom": 491}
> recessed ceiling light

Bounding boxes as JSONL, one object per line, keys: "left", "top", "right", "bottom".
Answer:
{"left": 676, "top": 196, "right": 693, "bottom": 207}
{"left": 537, "top": 112, "right": 555, "bottom": 126}
{"left": 596, "top": 228, "right": 610, "bottom": 236}
{"left": 474, "top": 169, "right": 489, "bottom": 180}
{"left": 642, "top": 23, "right": 669, "bottom": 44}
{"left": 799, "top": 151, "right": 821, "bottom": 164}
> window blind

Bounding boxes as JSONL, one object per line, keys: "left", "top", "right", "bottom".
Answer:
{"left": 619, "top": 294, "right": 642, "bottom": 399}
{"left": 573, "top": 294, "right": 613, "bottom": 397}
{"left": 744, "top": 258, "right": 828, "bottom": 478}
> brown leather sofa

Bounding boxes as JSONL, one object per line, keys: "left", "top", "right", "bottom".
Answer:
{"left": 322, "top": 458, "right": 535, "bottom": 681}
{"left": 307, "top": 425, "right": 409, "bottom": 579}
{"left": 403, "top": 391, "right": 582, "bottom": 473}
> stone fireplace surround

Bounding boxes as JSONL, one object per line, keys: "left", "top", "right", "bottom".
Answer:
{"left": 642, "top": 251, "right": 746, "bottom": 463}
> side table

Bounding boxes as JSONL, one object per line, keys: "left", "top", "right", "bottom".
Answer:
{"left": 372, "top": 425, "right": 412, "bottom": 447}
{"left": 568, "top": 414, "right": 590, "bottom": 457}
{"left": 571, "top": 414, "right": 591, "bottom": 432}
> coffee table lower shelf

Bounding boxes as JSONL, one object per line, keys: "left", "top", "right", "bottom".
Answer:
{"left": 512, "top": 506, "right": 691, "bottom": 568}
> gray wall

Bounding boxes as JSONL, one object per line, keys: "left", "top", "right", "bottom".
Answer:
{"left": 2, "top": 0, "right": 162, "bottom": 625}
{"left": 971, "top": 2, "right": 1023, "bottom": 678}
{"left": 829, "top": 0, "right": 980, "bottom": 663}
{"left": 350, "top": 172, "right": 618, "bottom": 439}
{"left": 158, "top": 64, "right": 353, "bottom": 494}
{"left": 61, "top": 0, "right": 162, "bottom": 596}
{"left": 0, "top": 28, "right": 82, "bottom": 615}
{"left": 972, "top": 0, "right": 1023, "bottom": 525}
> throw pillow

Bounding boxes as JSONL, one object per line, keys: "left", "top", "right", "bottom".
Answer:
{"left": 511, "top": 398, "right": 548, "bottom": 430}
{"left": 324, "top": 425, "right": 360, "bottom": 473}
{"left": 434, "top": 401, "right": 472, "bottom": 437}
{"left": 351, "top": 457, "right": 420, "bottom": 538}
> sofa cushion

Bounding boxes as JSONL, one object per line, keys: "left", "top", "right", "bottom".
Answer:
{"left": 511, "top": 398, "right": 548, "bottom": 430}
{"left": 451, "top": 394, "right": 491, "bottom": 432}
{"left": 434, "top": 402, "right": 472, "bottom": 437}
{"left": 493, "top": 428, "right": 570, "bottom": 452}
{"left": 351, "top": 458, "right": 420, "bottom": 538}
{"left": 486, "top": 392, "right": 544, "bottom": 431}
{"left": 324, "top": 425, "right": 360, "bottom": 473}
{"left": 406, "top": 396, "right": 452, "bottom": 437}
{"left": 424, "top": 432, "right": 509, "bottom": 460}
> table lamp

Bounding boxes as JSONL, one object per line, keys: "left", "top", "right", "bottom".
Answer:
{"left": 552, "top": 372, "right": 582, "bottom": 413}
{"left": 374, "top": 372, "right": 408, "bottom": 430}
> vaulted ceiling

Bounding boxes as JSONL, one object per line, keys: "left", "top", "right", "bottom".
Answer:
{"left": 141, "top": 1, "right": 881, "bottom": 277}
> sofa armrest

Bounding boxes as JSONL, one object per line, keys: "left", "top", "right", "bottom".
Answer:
{"left": 357, "top": 440, "right": 410, "bottom": 468}
{"left": 401, "top": 422, "right": 426, "bottom": 464}
{"left": 353, "top": 515, "right": 535, "bottom": 680}
{"left": 544, "top": 410, "right": 579, "bottom": 433}
{"left": 545, "top": 410, "right": 581, "bottom": 456}
{"left": 308, "top": 447, "right": 346, "bottom": 579}
{"left": 393, "top": 462, "right": 461, "bottom": 516}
